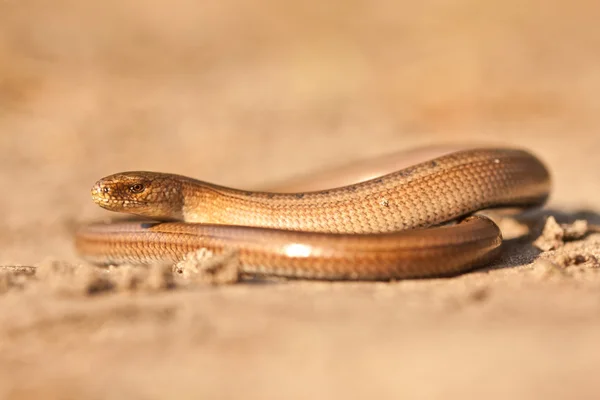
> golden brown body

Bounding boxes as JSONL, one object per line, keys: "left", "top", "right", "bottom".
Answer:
{"left": 76, "top": 148, "right": 551, "bottom": 280}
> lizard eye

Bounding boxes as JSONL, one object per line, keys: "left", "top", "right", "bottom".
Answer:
{"left": 130, "top": 183, "right": 145, "bottom": 193}
{"left": 102, "top": 187, "right": 109, "bottom": 193}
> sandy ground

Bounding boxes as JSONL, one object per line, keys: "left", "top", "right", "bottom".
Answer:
{"left": 1, "top": 0, "right": 600, "bottom": 398}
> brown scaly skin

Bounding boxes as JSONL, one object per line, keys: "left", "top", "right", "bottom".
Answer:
{"left": 79, "top": 147, "right": 551, "bottom": 280}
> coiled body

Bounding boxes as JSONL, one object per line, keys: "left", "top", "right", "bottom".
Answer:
{"left": 76, "top": 148, "right": 551, "bottom": 280}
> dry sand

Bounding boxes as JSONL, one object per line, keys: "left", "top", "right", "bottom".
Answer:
{"left": 1, "top": 0, "right": 600, "bottom": 398}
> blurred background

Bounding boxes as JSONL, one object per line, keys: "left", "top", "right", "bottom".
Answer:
{"left": 2, "top": 1, "right": 600, "bottom": 398}
{"left": 1, "top": 0, "right": 599, "bottom": 258}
